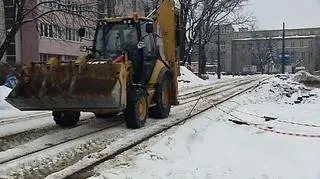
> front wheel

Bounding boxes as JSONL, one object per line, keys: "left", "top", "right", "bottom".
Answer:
{"left": 124, "top": 87, "right": 148, "bottom": 129}
{"left": 52, "top": 111, "right": 80, "bottom": 127}
{"left": 149, "top": 74, "right": 171, "bottom": 119}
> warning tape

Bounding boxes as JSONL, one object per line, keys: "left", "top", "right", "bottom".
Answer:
{"left": 255, "top": 125, "right": 320, "bottom": 138}
{"left": 219, "top": 104, "right": 320, "bottom": 128}
{"left": 272, "top": 119, "right": 320, "bottom": 128}
{"left": 219, "top": 108, "right": 320, "bottom": 139}
{"left": 202, "top": 98, "right": 320, "bottom": 138}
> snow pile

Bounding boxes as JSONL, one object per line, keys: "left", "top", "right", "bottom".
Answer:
{"left": 178, "top": 66, "right": 210, "bottom": 91}
{"left": 0, "top": 85, "right": 13, "bottom": 110}
{"left": 292, "top": 71, "right": 320, "bottom": 84}
{"left": 0, "top": 86, "right": 42, "bottom": 118}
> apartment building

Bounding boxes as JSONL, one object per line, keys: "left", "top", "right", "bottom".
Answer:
{"left": 1, "top": 0, "right": 154, "bottom": 66}
{"left": 0, "top": 0, "right": 96, "bottom": 65}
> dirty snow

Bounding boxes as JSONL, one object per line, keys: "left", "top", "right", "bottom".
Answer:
{"left": 89, "top": 76, "right": 320, "bottom": 179}
{"left": 292, "top": 70, "right": 320, "bottom": 84}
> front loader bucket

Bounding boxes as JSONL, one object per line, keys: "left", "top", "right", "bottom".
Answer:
{"left": 5, "top": 57, "right": 127, "bottom": 112}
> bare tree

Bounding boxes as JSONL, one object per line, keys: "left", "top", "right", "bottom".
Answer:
{"left": 249, "top": 33, "right": 277, "bottom": 73}
{"left": 313, "top": 36, "right": 320, "bottom": 72}
{"left": 178, "top": 0, "right": 253, "bottom": 68}
{"left": 185, "top": 0, "right": 254, "bottom": 74}
{"left": 0, "top": 0, "right": 98, "bottom": 63}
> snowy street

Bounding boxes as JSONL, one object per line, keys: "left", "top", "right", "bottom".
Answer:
{"left": 88, "top": 74, "right": 320, "bottom": 179}
{"left": 1, "top": 67, "right": 320, "bottom": 179}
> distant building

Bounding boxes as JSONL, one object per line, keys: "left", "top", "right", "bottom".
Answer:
{"left": 206, "top": 25, "right": 320, "bottom": 74}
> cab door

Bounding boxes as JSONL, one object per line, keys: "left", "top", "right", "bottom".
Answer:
{"left": 139, "top": 20, "right": 158, "bottom": 85}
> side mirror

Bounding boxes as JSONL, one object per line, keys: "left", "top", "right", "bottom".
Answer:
{"left": 137, "top": 41, "right": 146, "bottom": 49}
{"left": 78, "top": 28, "right": 86, "bottom": 37}
{"left": 146, "top": 23, "right": 153, "bottom": 34}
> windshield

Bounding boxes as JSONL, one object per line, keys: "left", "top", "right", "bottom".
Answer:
{"left": 93, "top": 22, "right": 138, "bottom": 60}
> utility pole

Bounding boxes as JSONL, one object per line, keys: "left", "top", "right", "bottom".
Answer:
{"left": 217, "top": 24, "right": 221, "bottom": 79}
{"left": 105, "top": 0, "right": 115, "bottom": 17}
{"left": 198, "top": 24, "right": 202, "bottom": 77}
{"left": 282, "top": 22, "right": 285, "bottom": 74}
{"left": 133, "top": 0, "right": 137, "bottom": 12}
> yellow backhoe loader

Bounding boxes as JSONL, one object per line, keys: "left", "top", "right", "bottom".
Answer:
{"left": 5, "top": 0, "right": 180, "bottom": 129}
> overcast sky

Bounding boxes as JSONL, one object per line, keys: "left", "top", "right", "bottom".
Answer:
{"left": 245, "top": 0, "right": 320, "bottom": 30}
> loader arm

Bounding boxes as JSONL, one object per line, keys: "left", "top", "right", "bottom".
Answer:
{"left": 156, "top": 0, "right": 179, "bottom": 105}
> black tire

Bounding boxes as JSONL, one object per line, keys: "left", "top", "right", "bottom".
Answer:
{"left": 149, "top": 74, "right": 171, "bottom": 119}
{"left": 94, "top": 112, "right": 118, "bottom": 118}
{"left": 125, "top": 87, "right": 148, "bottom": 129}
{"left": 52, "top": 111, "right": 80, "bottom": 127}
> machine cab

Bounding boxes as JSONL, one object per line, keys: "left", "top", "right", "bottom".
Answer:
{"left": 80, "top": 15, "right": 158, "bottom": 85}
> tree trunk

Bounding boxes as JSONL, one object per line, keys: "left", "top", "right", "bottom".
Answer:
{"left": 179, "top": 5, "right": 187, "bottom": 66}
{"left": 200, "top": 44, "right": 206, "bottom": 75}
{"left": 0, "top": 24, "right": 20, "bottom": 63}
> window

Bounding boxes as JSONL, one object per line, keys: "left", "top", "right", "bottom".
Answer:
{"left": 4, "top": 0, "right": 14, "bottom": 6}
{"left": 4, "top": 7, "right": 15, "bottom": 18}
{"left": 44, "top": 24, "right": 48, "bottom": 37}
{"left": 72, "top": 29, "right": 76, "bottom": 41}
{"left": 6, "top": 43, "right": 15, "bottom": 55}
{"left": 291, "top": 41, "right": 295, "bottom": 47}
{"left": 140, "top": 21, "right": 156, "bottom": 57}
{"left": 221, "top": 52, "right": 226, "bottom": 59}
{"left": 5, "top": 19, "right": 14, "bottom": 29}
{"left": 221, "top": 41, "right": 226, "bottom": 49}
{"left": 6, "top": 56, "right": 16, "bottom": 64}
{"left": 40, "top": 54, "right": 48, "bottom": 62}
{"left": 309, "top": 40, "right": 313, "bottom": 48}
{"left": 300, "top": 40, "right": 304, "bottom": 47}
{"left": 48, "top": 24, "right": 53, "bottom": 37}
{"left": 301, "top": 52, "right": 305, "bottom": 59}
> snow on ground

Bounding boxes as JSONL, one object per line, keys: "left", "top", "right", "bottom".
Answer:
{"left": 178, "top": 66, "right": 241, "bottom": 92}
{"left": 0, "top": 86, "right": 46, "bottom": 118}
{"left": 90, "top": 75, "right": 320, "bottom": 179}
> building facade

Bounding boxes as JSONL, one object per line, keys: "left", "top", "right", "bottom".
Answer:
{"left": 206, "top": 25, "right": 320, "bottom": 74}
{"left": 0, "top": 0, "right": 96, "bottom": 66}
{"left": 0, "top": 0, "right": 5, "bottom": 63}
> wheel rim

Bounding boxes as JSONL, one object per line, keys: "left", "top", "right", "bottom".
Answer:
{"left": 136, "top": 97, "right": 147, "bottom": 120}
{"left": 162, "top": 84, "right": 170, "bottom": 107}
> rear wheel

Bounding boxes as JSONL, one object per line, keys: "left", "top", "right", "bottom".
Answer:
{"left": 125, "top": 87, "right": 148, "bottom": 129}
{"left": 52, "top": 111, "right": 80, "bottom": 127}
{"left": 149, "top": 74, "right": 171, "bottom": 119}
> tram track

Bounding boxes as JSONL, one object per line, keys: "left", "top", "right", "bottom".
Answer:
{"left": 0, "top": 76, "right": 267, "bottom": 178}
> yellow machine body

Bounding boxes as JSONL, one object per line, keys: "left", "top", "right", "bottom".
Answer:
{"left": 5, "top": 0, "right": 179, "bottom": 115}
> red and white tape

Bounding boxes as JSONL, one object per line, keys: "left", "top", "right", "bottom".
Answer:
{"left": 255, "top": 126, "right": 320, "bottom": 138}
{"left": 272, "top": 119, "right": 320, "bottom": 128}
